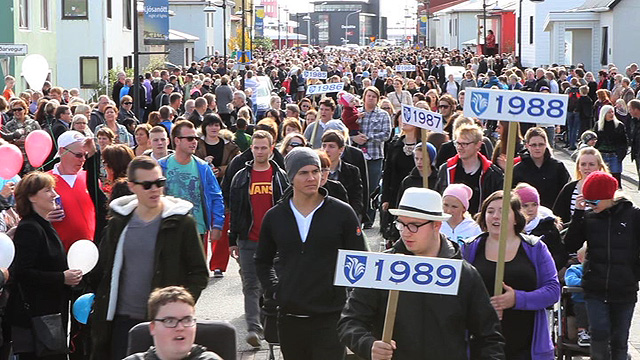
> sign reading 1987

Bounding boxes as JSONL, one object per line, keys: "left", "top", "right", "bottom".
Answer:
{"left": 463, "top": 88, "right": 568, "bottom": 125}
{"left": 334, "top": 250, "right": 462, "bottom": 295}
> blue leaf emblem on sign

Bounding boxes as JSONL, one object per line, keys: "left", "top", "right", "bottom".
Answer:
{"left": 470, "top": 91, "right": 490, "bottom": 116}
{"left": 344, "top": 255, "right": 367, "bottom": 284}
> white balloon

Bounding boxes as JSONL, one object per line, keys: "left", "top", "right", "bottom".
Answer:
{"left": 0, "top": 233, "right": 14, "bottom": 268}
{"left": 67, "top": 240, "right": 99, "bottom": 275}
{"left": 21, "top": 54, "right": 50, "bottom": 91}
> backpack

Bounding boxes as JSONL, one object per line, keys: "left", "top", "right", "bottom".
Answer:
{"left": 567, "top": 87, "right": 581, "bottom": 111}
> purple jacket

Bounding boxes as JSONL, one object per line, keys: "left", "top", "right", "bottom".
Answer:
{"left": 463, "top": 234, "right": 560, "bottom": 360}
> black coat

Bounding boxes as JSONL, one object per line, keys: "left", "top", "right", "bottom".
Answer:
{"left": 565, "top": 200, "right": 640, "bottom": 303}
{"left": 381, "top": 136, "right": 418, "bottom": 207}
{"left": 338, "top": 237, "right": 505, "bottom": 360}
{"left": 7, "top": 213, "right": 70, "bottom": 328}
{"left": 528, "top": 216, "right": 567, "bottom": 271}
{"left": 337, "top": 161, "right": 364, "bottom": 221}
{"left": 324, "top": 180, "right": 348, "bottom": 203}
{"left": 222, "top": 148, "right": 286, "bottom": 205}
{"left": 342, "top": 145, "right": 369, "bottom": 213}
{"left": 228, "top": 160, "right": 288, "bottom": 245}
{"left": 51, "top": 119, "right": 69, "bottom": 142}
{"left": 552, "top": 180, "right": 579, "bottom": 224}
{"left": 255, "top": 189, "right": 367, "bottom": 316}
{"left": 512, "top": 150, "right": 571, "bottom": 209}
{"left": 629, "top": 116, "right": 640, "bottom": 161}
{"left": 594, "top": 120, "right": 628, "bottom": 162}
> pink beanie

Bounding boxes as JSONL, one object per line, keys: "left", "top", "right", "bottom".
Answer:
{"left": 443, "top": 184, "right": 473, "bottom": 210}
{"left": 514, "top": 184, "right": 540, "bottom": 205}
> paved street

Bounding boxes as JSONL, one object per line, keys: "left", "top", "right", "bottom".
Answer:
{"left": 194, "top": 146, "right": 640, "bottom": 358}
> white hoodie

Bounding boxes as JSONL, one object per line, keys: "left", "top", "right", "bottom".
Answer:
{"left": 441, "top": 216, "right": 483, "bottom": 247}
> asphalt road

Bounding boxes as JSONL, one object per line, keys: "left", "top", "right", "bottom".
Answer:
{"left": 194, "top": 145, "right": 640, "bottom": 356}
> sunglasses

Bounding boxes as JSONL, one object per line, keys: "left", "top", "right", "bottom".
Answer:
{"left": 133, "top": 177, "right": 166, "bottom": 190}
{"left": 12, "top": 108, "right": 24, "bottom": 112}
{"left": 123, "top": 102, "right": 133, "bottom": 105}
{"left": 584, "top": 199, "right": 601, "bottom": 206}
{"left": 289, "top": 142, "right": 303, "bottom": 147}
{"left": 64, "top": 147, "right": 87, "bottom": 159}
{"left": 177, "top": 136, "right": 199, "bottom": 142}
{"left": 438, "top": 104, "right": 450, "bottom": 109}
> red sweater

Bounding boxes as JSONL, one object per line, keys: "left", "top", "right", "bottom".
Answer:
{"left": 49, "top": 170, "right": 96, "bottom": 251}
{"left": 341, "top": 105, "right": 360, "bottom": 131}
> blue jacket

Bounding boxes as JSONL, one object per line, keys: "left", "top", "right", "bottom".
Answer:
{"left": 564, "top": 264, "right": 585, "bottom": 303}
{"left": 483, "top": 76, "right": 508, "bottom": 90}
{"left": 158, "top": 154, "right": 224, "bottom": 231}
{"left": 463, "top": 234, "right": 560, "bottom": 360}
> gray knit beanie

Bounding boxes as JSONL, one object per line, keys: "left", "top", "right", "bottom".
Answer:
{"left": 284, "top": 147, "right": 321, "bottom": 182}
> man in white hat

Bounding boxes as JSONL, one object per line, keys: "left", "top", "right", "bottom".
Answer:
{"left": 338, "top": 187, "right": 505, "bottom": 360}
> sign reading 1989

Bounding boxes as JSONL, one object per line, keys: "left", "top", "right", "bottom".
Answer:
{"left": 463, "top": 88, "right": 568, "bottom": 125}
{"left": 334, "top": 250, "right": 462, "bottom": 295}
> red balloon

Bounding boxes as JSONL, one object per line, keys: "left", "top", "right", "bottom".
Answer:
{"left": 25, "top": 130, "right": 53, "bottom": 168}
{"left": 0, "top": 144, "right": 23, "bottom": 179}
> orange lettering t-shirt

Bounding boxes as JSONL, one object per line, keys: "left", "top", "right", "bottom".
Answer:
{"left": 248, "top": 166, "right": 273, "bottom": 242}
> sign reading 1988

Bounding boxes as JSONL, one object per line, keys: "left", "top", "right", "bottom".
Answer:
{"left": 334, "top": 250, "right": 462, "bottom": 295}
{"left": 463, "top": 88, "right": 568, "bottom": 125}
{"left": 306, "top": 82, "right": 344, "bottom": 95}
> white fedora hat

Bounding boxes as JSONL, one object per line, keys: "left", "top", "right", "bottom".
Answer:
{"left": 389, "top": 187, "right": 451, "bottom": 222}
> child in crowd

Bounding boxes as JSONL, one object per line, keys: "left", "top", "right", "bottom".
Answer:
{"left": 3, "top": 76, "right": 14, "bottom": 101}
{"left": 565, "top": 244, "right": 590, "bottom": 347}
{"left": 339, "top": 91, "right": 361, "bottom": 136}
{"left": 233, "top": 117, "right": 252, "bottom": 152}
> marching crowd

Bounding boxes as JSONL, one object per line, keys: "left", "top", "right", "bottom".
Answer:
{"left": 0, "top": 44, "right": 640, "bottom": 360}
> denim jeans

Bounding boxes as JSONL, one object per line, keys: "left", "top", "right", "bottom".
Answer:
{"left": 566, "top": 112, "right": 581, "bottom": 148}
{"left": 366, "top": 158, "right": 383, "bottom": 225}
{"left": 238, "top": 239, "right": 264, "bottom": 333}
{"left": 585, "top": 298, "right": 635, "bottom": 360}
{"left": 602, "top": 152, "right": 622, "bottom": 174}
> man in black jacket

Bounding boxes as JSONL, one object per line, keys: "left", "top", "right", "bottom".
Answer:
{"left": 338, "top": 188, "right": 505, "bottom": 360}
{"left": 255, "top": 147, "right": 367, "bottom": 359}
{"left": 228, "top": 130, "right": 288, "bottom": 348}
{"left": 322, "top": 130, "right": 364, "bottom": 221}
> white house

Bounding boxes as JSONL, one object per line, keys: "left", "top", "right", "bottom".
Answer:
{"left": 517, "top": 0, "right": 584, "bottom": 68}
{"left": 170, "top": 0, "right": 234, "bottom": 61}
{"left": 432, "top": 0, "right": 515, "bottom": 51}
{"left": 56, "top": 0, "right": 135, "bottom": 99}
{"left": 544, "top": 0, "right": 640, "bottom": 72}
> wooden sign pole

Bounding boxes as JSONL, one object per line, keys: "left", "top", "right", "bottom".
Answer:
{"left": 493, "top": 122, "right": 518, "bottom": 296}
{"left": 382, "top": 128, "right": 431, "bottom": 344}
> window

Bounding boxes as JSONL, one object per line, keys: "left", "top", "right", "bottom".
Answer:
{"left": 19, "top": 0, "right": 29, "bottom": 28}
{"left": 80, "top": 57, "right": 99, "bottom": 88}
{"left": 41, "top": 0, "right": 49, "bottom": 29}
{"left": 529, "top": 16, "right": 534, "bottom": 44}
{"left": 123, "top": 56, "right": 132, "bottom": 69}
{"left": 62, "top": 0, "right": 88, "bottom": 19}
{"left": 448, "top": 20, "right": 451, "bottom": 35}
{"left": 601, "top": 27, "right": 608, "bottom": 65}
{"left": 123, "top": 0, "right": 132, "bottom": 29}
{"left": 107, "top": 57, "right": 113, "bottom": 71}
{"left": 107, "top": 0, "right": 112, "bottom": 19}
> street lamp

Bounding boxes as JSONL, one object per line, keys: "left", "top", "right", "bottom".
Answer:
{"left": 518, "top": 0, "right": 545, "bottom": 64}
{"left": 344, "top": 9, "right": 361, "bottom": 45}
{"left": 303, "top": 15, "right": 311, "bottom": 46}
{"left": 207, "top": 0, "right": 236, "bottom": 62}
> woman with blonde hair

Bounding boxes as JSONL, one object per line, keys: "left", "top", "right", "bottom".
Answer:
{"left": 594, "top": 104, "right": 627, "bottom": 187}
{"left": 553, "top": 147, "right": 610, "bottom": 223}
{"left": 279, "top": 132, "right": 307, "bottom": 157}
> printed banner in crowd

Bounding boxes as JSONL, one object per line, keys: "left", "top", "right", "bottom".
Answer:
{"left": 144, "top": 0, "right": 170, "bottom": 45}
{"left": 255, "top": 6, "right": 265, "bottom": 38}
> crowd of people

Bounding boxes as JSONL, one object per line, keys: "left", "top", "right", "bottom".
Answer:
{"left": 0, "top": 44, "right": 640, "bottom": 360}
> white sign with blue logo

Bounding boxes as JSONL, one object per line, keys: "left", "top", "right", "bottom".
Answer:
{"left": 334, "top": 250, "right": 462, "bottom": 295}
{"left": 401, "top": 105, "right": 444, "bottom": 133}
{"left": 303, "top": 70, "right": 327, "bottom": 80}
{"left": 463, "top": 88, "right": 568, "bottom": 125}
{"left": 395, "top": 64, "right": 416, "bottom": 72}
{"left": 306, "top": 82, "right": 345, "bottom": 95}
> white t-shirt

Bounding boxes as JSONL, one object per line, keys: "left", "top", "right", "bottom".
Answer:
{"left": 290, "top": 199, "right": 324, "bottom": 243}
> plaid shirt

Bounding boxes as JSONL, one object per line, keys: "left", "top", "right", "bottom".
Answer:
{"left": 358, "top": 107, "right": 391, "bottom": 160}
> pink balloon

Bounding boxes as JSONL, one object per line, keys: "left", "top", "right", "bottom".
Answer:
{"left": 25, "top": 130, "right": 53, "bottom": 168}
{"left": 0, "top": 144, "right": 23, "bottom": 179}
